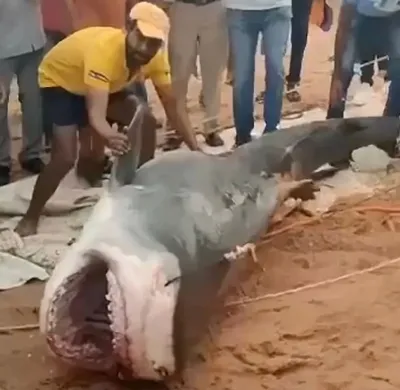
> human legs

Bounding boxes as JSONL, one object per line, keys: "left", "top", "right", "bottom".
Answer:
{"left": 0, "top": 56, "right": 15, "bottom": 185}
{"left": 16, "top": 49, "right": 45, "bottom": 173}
{"left": 286, "top": 0, "right": 313, "bottom": 101}
{"left": 261, "top": 6, "right": 292, "bottom": 132}
{"left": 356, "top": 15, "right": 389, "bottom": 86}
{"left": 357, "top": 16, "right": 375, "bottom": 85}
{"left": 168, "top": 2, "right": 199, "bottom": 146}
{"left": 227, "top": 9, "right": 260, "bottom": 145}
{"left": 15, "top": 87, "right": 80, "bottom": 236}
{"left": 384, "top": 11, "right": 400, "bottom": 117}
{"left": 198, "top": 0, "right": 228, "bottom": 146}
{"left": 326, "top": 17, "right": 357, "bottom": 119}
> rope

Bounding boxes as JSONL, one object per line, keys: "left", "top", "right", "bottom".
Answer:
{"left": 252, "top": 54, "right": 390, "bottom": 111}
{"left": 225, "top": 182, "right": 400, "bottom": 308}
{"left": 258, "top": 182, "right": 400, "bottom": 245}
{"left": 0, "top": 323, "right": 39, "bottom": 334}
{"left": 3, "top": 174, "right": 400, "bottom": 332}
{"left": 225, "top": 255, "right": 400, "bottom": 307}
{"left": 290, "top": 55, "right": 390, "bottom": 96}
{"left": 354, "top": 55, "right": 389, "bottom": 75}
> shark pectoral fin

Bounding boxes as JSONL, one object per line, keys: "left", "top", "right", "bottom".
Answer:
{"left": 277, "top": 179, "right": 319, "bottom": 203}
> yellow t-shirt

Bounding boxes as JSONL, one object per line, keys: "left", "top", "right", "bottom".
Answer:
{"left": 39, "top": 26, "right": 171, "bottom": 94}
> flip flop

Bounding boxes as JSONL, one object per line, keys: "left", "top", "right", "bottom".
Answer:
{"left": 162, "top": 136, "right": 183, "bottom": 151}
{"left": 255, "top": 91, "right": 264, "bottom": 104}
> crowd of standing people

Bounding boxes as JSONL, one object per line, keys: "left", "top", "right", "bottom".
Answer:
{"left": 0, "top": 0, "right": 399, "bottom": 237}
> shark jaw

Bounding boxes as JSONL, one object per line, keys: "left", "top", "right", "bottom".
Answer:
{"left": 40, "top": 243, "right": 180, "bottom": 381}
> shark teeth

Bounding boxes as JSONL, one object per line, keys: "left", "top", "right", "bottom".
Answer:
{"left": 106, "top": 270, "right": 128, "bottom": 363}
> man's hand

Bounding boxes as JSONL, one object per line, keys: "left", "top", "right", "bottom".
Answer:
{"left": 155, "top": 85, "right": 199, "bottom": 151}
{"left": 86, "top": 88, "right": 130, "bottom": 156}
{"left": 99, "top": 124, "right": 130, "bottom": 156}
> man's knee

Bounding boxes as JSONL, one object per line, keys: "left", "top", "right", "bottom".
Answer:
{"left": 51, "top": 133, "right": 78, "bottom": 171}
{"left": 264, "top": 44, "right": 286, "bottom": 85}
{"left": 56, "top": 145, "right": 77, "bottom": 168}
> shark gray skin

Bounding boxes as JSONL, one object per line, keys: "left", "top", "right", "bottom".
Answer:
{"left": 39, "top": 113, "right": 400, "bottom": 383}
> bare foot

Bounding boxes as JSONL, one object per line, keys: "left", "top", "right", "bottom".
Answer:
{"left": 14, "top": 217, "right": 38, "bottom": 237}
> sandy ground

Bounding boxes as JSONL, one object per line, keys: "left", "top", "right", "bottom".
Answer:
{"left": 5, "top": 3, "right": 400, "bottom": 389}
{"left": 3, "top": 180, "right": 400, "bottom": 390}
{"left": 181, "top": 189, "right": 400, "bottom": 390}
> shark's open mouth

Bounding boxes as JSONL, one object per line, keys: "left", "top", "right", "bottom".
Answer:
{"left": 45, "top": 254, "right": 127, "bottom": 374}
{"left": 42, "top": 244, "right": 179, "bottom": 381}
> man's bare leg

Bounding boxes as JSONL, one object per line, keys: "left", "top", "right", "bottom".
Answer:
{"left": 15, "top": 125, "right": 78, "bottom": 237}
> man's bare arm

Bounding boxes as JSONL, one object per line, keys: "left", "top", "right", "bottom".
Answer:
{"left": 86, "top": 88, "right": 129, "bottom": 155}
{"left": 155, "top": 85, "right": 200, "bottom": 151}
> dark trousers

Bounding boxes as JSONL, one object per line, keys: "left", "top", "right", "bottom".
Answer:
{"left": 356, "top": 15, "right": 389, "bottom": 85}
{"left": 286, "top": 0, "right": 314, "bottom": 85}
{"left": 0, "top": 49, "right": 44, "bottom": 166}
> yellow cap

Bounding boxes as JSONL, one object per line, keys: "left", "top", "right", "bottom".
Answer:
{"left": 129, "top": 2, "right": 170, "bottom": 42}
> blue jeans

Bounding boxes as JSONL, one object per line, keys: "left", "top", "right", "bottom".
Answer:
{"left": 227, "top": 7, "right": 292, "bottom": 145}
{"left": 327, "top": 11, "right": 400, "bottom": 119}
{"left": 259, "top": 0, "right": 313, "bottom": 84}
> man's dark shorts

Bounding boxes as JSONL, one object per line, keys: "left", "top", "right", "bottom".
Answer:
{"left": 41, "top": 84, "right": 148, "bottom": 129}
{"left": 41, "top": 87, "right": 88, "bottom": 128}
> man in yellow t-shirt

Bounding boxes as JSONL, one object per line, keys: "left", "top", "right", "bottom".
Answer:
{"left": 15, "top": 1, "right": 200, "bottom": 237}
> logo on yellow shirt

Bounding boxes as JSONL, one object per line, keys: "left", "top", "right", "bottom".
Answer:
{"left": 88, "top": 70, "right": 110, "bottom": 83}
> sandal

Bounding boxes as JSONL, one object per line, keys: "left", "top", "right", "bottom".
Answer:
{"left": 285, "top": 81, "right": 301, "bottom": 102}
{"left": 225, "top": 71, "right": 234, "bottom": 86}
{"left": 162, "top": 136, "right": 183, "bottom": 151}
{"left": 286, "top": 89, "right": 301, "bottom": 102}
